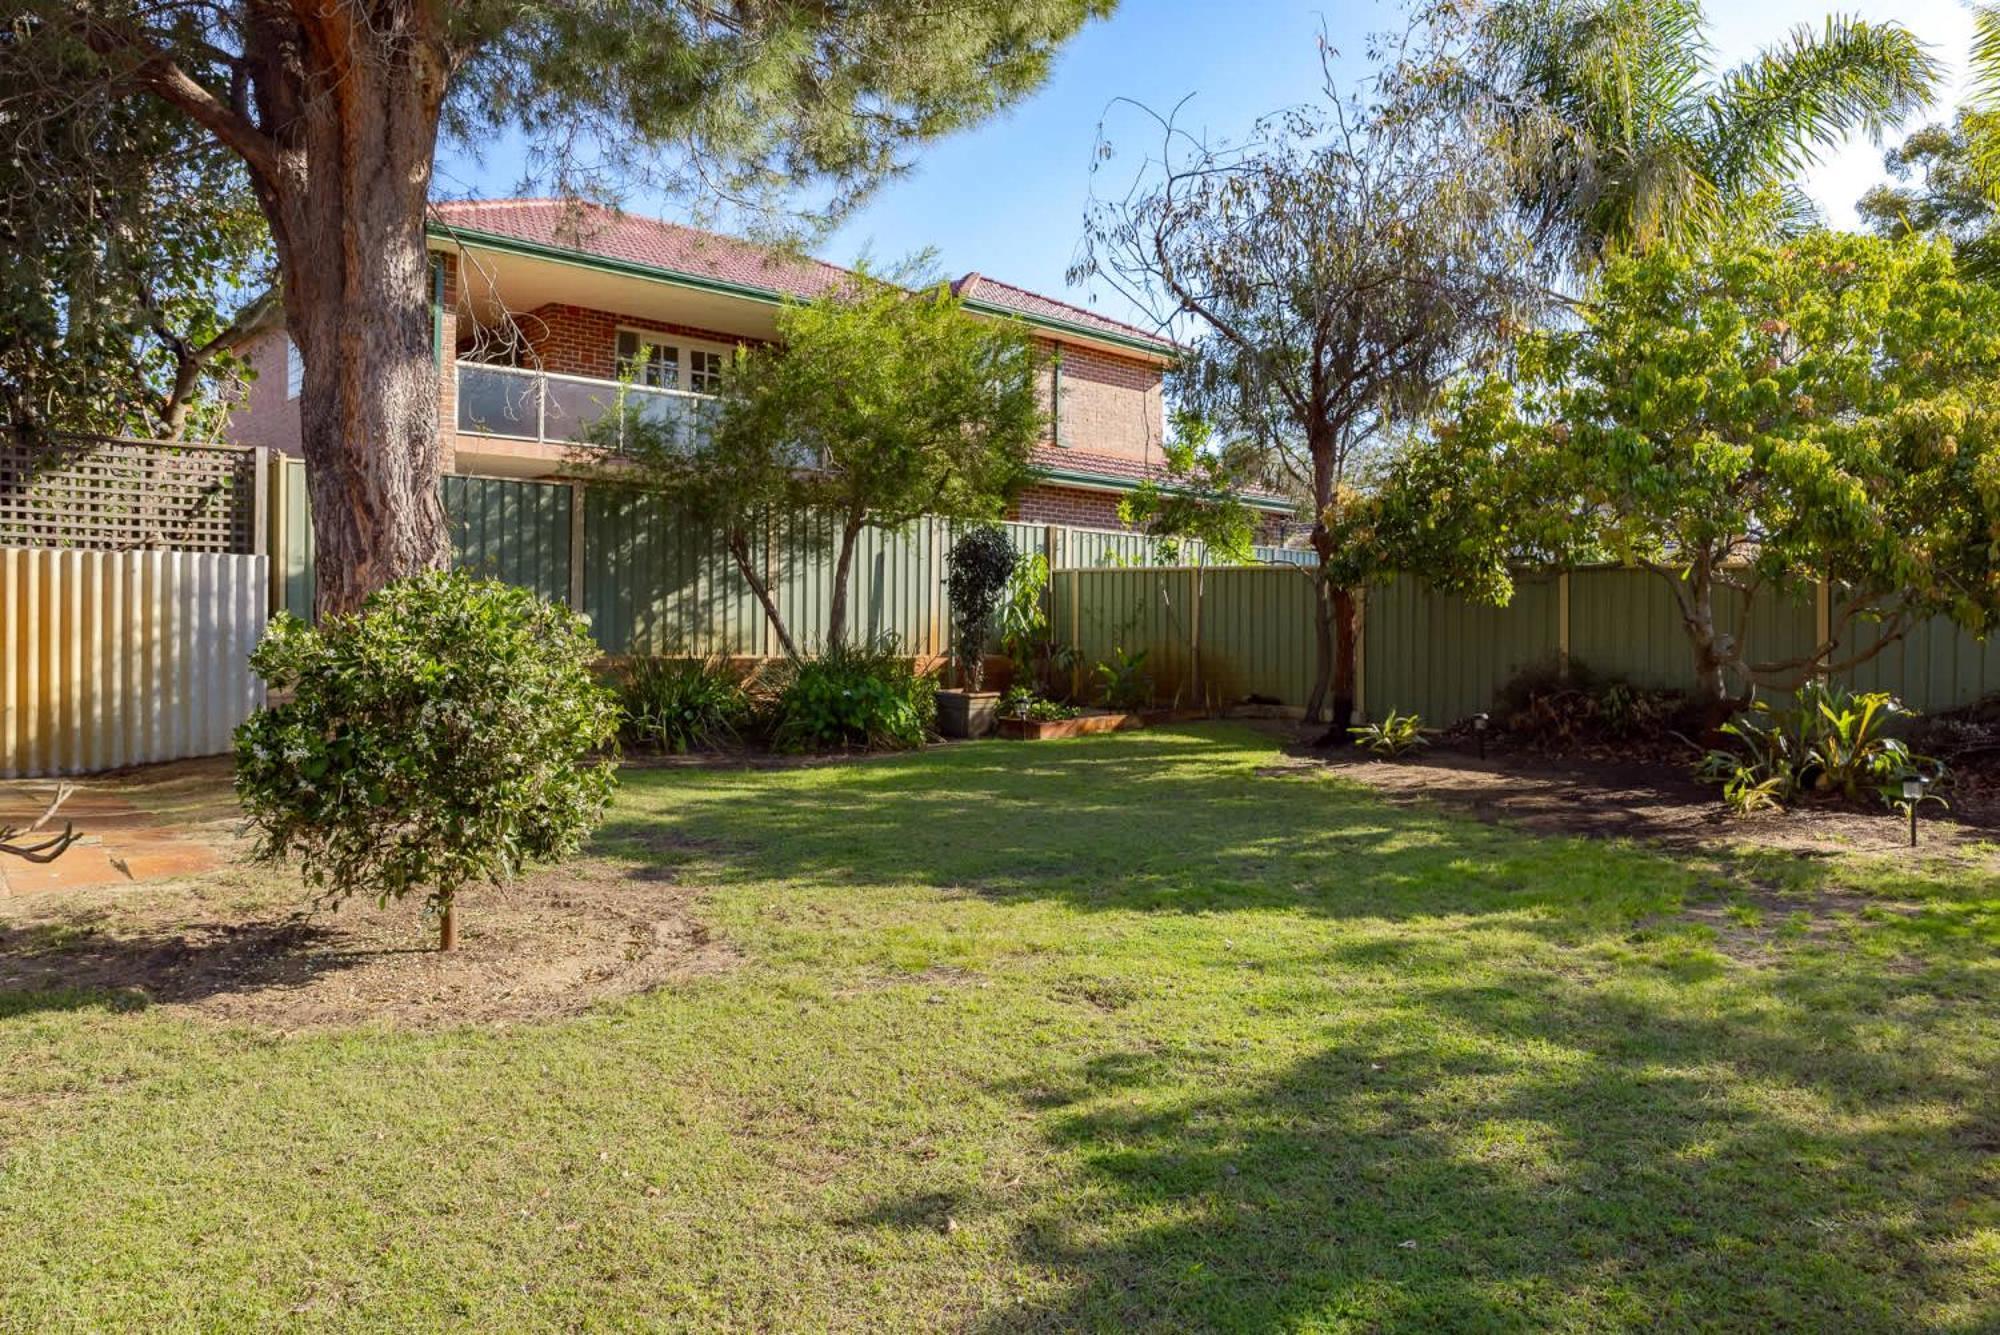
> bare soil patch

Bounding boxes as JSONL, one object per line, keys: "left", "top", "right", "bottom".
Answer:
{"left": 0, "top": 853, "right": 736, "bottom": 1031}
{"left": 1261, "top": 730, "right": 1994, "bottom": 858}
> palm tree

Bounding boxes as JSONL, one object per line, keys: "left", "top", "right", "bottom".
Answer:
{"left": 1962, "top": 3, "right": 2000, "bottom": 197}
{"left": 1481, "top": 0, "right": 1940, "bottom": 265}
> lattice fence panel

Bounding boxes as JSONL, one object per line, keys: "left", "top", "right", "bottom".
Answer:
{"left": 0, "top": 438, "right": 257, "bottom": 553}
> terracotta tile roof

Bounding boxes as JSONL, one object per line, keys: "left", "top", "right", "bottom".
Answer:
{"left": 951, "top": 273, "right": 1175, "bottom": 353}
{"left": 429, "top": 198, "right": 1173, "bottom": 354}
{"left": 430, "top": 199, "right": 852, "bottom": 301}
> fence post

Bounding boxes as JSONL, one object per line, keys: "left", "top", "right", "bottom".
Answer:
{"left": 250, "top": 446, "right": 270, "bottom": 558}
{"left": 1070, "top": 567, "right": 1082, "bottom": 699}
{"left": 1353, "top": 586, "right": 1367, "bottom": 725}
{"left": 266, "top": 456, "right": 288, "bottom": 615}
{"left": 930, "top": 517, "right": 945, "bottom": 659}
{"left": 1189, "top": 565, "right": 1203, "bottom": 709}
{"left": 1557, "top": 571, "right": 1572, "bottom": 680}
{"left": 1815, "top": 579, "right": 1832, "bottom": 678}
{"left": 567, "top": 483, "right": 586, "bottom": 611}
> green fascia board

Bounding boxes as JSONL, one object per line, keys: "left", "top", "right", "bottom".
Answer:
{"left": 1034, "top": 465, "right": 1294, "bottom": 514}
{"left": 956, "top": 297, "right": 1176, "bottom": 360}
{"left": 427, "top": 223, "right": 1176, "bottom": 360}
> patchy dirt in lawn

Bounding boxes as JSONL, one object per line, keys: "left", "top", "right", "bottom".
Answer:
{"left": 1258, "top": 730, "right": 1997, "bottom": 858}
{"left": 0, "top": 852, "right": 736, "bottom": 1031}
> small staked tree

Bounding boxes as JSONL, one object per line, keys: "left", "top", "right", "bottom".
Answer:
{"left": 611, "top": 270, "right": 1043, "bottom": 655}
{"left": 236, "top": 573, "right": 620, "bottom": 951}
{"left": 1437, "top": 230, "right": 2000, "bottom": 707}
{"left": 2, "top": 2, "right": 1110, "bottom": 614}
{"left": 1075, "top": 33, "right": 1542, "bottom": 733}
{"left": 1117, "top": 414, "right": 1263, "bottom": 708}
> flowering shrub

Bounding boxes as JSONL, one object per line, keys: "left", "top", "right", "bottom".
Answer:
{"left": 767, "top": 643, "right": 936, "bottom": 751}
{"left": 235, "top": 572, "right": 619, "bottom": 948}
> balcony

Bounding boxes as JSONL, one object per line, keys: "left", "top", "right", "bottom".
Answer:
{"left": 455, "top": 362, "right": 718, "bottom": 450}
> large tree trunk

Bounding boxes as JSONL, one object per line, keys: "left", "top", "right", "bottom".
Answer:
{"left": 89, "top": 5, "right": 456, "bottom": 615}
{"left": 825, "top": 511, "right": 866, "bottom": 652}
{"left": 253, "top": 7, "right": 455, "bottom": 617}
{"left": 1305, "top": 567, "right": 1336, "bottom": 724}
{"left": 1330, "top": 585, "right": 1359, "bottom": 735}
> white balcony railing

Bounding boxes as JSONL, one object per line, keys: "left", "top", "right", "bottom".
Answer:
{"left": 455, "top": 361, "right": 719, "bottom": 450}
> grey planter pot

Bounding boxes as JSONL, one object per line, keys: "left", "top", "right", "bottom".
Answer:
{"left": 937, "top": 689, "right": 1002, "bottom": 739}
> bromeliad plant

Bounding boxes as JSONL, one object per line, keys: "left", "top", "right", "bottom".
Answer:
{"left": 1695, "top": 681, "right": 1944, "bottom": 814}
{"left": 235, "top": 572, "right": 620, "bottom": 950}
{"left": 1094, "top": 647, "right": 1152, "bottom": 712}
{"left": 1350, "top": 710, "right": 1429, "bottom": 758}
{"left": 999, "top": 684, "right": 1080, "bottom": 722}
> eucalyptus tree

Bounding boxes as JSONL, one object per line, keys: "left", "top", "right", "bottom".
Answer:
{"left": 1858, "top": 111, "right": 2000, "bottom": 277}
{"left": 1, "top": 2, "right": 1110, "bottom": 613}
{"left": 1075, "top": 37, "right": 1544, "bottom": 733}
{"left": 1476, "top": 0, "right": 1939, "bottom": 266}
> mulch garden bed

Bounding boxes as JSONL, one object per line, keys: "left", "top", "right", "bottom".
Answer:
{"left": 1264, "top": 728, "right": 2000, "bottom": 856}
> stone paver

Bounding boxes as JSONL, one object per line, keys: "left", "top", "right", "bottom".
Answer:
{"left": 0, "top": 782, "right": 219, "bottom": 896}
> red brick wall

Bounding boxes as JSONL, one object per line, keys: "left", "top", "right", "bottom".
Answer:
{"left": 504, "top": 304, "right": 759, "bottom": 380}
{"left": 1046, "top": 342, "right": 1164, "bottom": 462}
{"left": 223, "top": 327, "right": 304, "bottom": 456}
{"left": 1011, "top": 483, "right": 1292, "bottom": 542}
{"left": 1009, "top": 484, "right": 1129, "bottom": 529}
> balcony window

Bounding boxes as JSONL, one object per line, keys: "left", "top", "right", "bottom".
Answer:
{"left": 688, "top": 349, "right": 725, "bottom": 393}
{"left": 616, "top": 329, "right": 679, "bottom": 388}
{"left": 617, "top": 328, "right": 732, "bottom": 393}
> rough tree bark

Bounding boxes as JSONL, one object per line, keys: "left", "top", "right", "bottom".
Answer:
{"left": 1303, "top": 430, "right": 1359, "bottom": 742}
{"left": 260, "top": 8, "right": 454, "bottom": 615}
{"left": 100, "top": 4, "right": 456, "bottom": 615}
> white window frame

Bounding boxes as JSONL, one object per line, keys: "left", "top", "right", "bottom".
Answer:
{"left": 615, "top": 326, "right": 732, "bottom": 393}
{"left": 284, "top": 336, "right": 303, "bottom": 400}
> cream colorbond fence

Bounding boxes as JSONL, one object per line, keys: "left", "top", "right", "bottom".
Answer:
{"left": 1, "top": 548, "right": 268, "bottom": 778}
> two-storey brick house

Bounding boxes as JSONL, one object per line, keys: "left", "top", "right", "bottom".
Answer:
{"left": 226, "top": 199, "right": 1294, "bottom": 534}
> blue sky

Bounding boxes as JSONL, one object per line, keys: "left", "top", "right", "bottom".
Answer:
{"left": 437, "top": 0, "right": 1981, "bottom": 329}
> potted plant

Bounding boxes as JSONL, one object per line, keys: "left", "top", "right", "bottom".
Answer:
{"left": 937, "top": 524, "right": 1017, "bottom": 738}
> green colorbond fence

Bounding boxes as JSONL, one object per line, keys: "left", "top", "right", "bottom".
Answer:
{"left": 445, "top": 475, "right": 571, "bottom": 605}
{"left": 1071, "top": 566, "right": 2000, "bottom": 722}
{"left": 271, "top": 460, "right": 1254, "bottom": 653}
{"left": 271, "top": 460, "right": 2000, "bottom": 717}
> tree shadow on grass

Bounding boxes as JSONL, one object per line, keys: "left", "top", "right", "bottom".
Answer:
{"left": 958, "top": 961, "right": 1999, "bottom": 1331}
{"left": 0, "top": 916, "right": 380, "bottom": 1019}
{"left": 602, "top": 726, "right": 2000, "bottom": 942}
{"left": 609, "top": 725, "right": 1997, "bottom": 1327}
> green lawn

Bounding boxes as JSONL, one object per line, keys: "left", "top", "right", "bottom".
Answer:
{"left": 1, "top": 725, "right": 1995, "bottom": 1331}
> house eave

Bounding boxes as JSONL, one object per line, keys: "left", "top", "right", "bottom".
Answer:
{"left": 426, "top": 224, "right": 1176, "bottom": 362}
